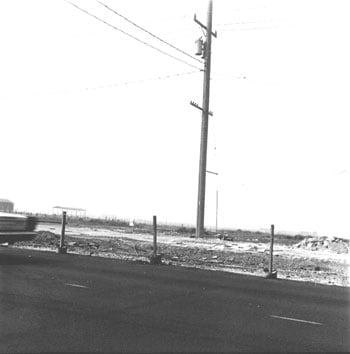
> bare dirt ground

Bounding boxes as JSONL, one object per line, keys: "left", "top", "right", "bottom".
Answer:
{"left": 12, "top": 222, "right": 350, "bottom": 287}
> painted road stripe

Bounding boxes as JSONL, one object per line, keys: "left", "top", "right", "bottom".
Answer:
{"left": 65, "top": 283, "right": 88, "bottom": 289}
{"left": 270, "top": 315, "right": 323, "bottom": 325}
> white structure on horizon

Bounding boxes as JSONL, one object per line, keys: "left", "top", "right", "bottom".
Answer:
{"left": 52, "top": 206, "right": 86, "bottom": 217}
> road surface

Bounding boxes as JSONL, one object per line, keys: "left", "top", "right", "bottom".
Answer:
{"left": 1, "top": 247, "right": 349, "bottom": 352}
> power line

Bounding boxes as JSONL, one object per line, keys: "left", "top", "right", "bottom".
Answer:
{"left": 216, "top": 5, "right": 267, "bottom": 13}
{"left": 217, "top": 20, "right": 273, "bottom": 27}
{"left": 82, "top": 70, "right": 201, "bottom": 91}
{"left": 212, "top": 72, "right": 247, "bottom": 80}
{"left": 96, "top": 0, "right": 203, "bottom": 64}
{"left": 65, "top": 1, "right": 202, "bottom": 71}
{"left": 211, "top": 72, "right": 278, "bottom": 86}
{"left": 220, "top": 25, "right": 280, "bottom": 32}
{"left": 0, "top": 71, "right": 201, "bottom": 99}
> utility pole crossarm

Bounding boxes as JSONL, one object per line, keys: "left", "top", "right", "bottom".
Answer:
{"left": 190, "top": 101, "right": 213, "bottom": 116}
{"left": 194, "top": 14, "right": 217, "bottom": 37}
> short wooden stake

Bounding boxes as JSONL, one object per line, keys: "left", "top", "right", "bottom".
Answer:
{"left": 153, "top": 215, "right": 157, "bottom": 256}
{"left": 269, "top": 224, "right": 274, "bottom": 273}
{"left": 266, "top": 224, "right": 277, "bottom": 279}
{"left": 149, "top": 215, "right": 162, "bottom": 264}
{"left": 57, "top": 211, "right": 67, "bottom": 254}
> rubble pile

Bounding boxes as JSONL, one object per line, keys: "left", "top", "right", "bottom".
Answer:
{"left": 34, "top": 231, "right": 59, "bottom": 244}
{"left": 294, "top": 236, "right": 349, "bottom": 254}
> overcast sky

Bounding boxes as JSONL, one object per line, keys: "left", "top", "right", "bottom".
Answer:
{"left": 0, "top": 0, "right": 349, "bottom": 237}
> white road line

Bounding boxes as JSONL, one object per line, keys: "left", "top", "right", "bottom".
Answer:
{"left": 65, "top": 283, "right": 88, "bottom": 289}
{"left": 270, "top": 315, "right": 323, "bottom": 325}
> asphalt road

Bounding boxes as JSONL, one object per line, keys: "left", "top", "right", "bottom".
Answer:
{"left": 0, "top": 247, "right": 349, "bottom": 353}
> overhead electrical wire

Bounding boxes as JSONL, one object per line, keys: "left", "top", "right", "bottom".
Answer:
{"left": 96, "top": 0, "right": 203, "bottom": 64}
{"left": 211, "top": 72, "right": 278, "bottom": 86}
{"left": 212, "top": 72, "right": 247, "bottom": 80}
{"left": 220, "top": 25, "right": 279, "bottom": 32}
{"left": 216, "top": 20, "right": 273, "bottom": 27}
{"left": 81, "top": 70, "right": 201, "bottom": 91}
{"left": 65, "top": 1, "right": 202, "bottom": 71}
{"left": 0, "top": 70, "right": 201, "bottom": 99}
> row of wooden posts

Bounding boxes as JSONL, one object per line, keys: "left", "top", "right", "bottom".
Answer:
{"left": 56, "top": 212, "right": 162, "bottom": 264}
{"left": 57, "top": 212, "right": 277, "bottom": 278}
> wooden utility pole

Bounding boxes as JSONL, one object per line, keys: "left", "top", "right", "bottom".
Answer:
{"left": 192, "top": 0, "right": 217, "bottom": 238}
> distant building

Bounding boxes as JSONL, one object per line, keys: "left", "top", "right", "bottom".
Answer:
{"left": 0, "top": 199, "right": 14, "bottom": 213}
{"left": 52, "top": 206, "right": 86, "bottom": 217}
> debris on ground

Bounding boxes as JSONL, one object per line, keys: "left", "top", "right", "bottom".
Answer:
{"left": 12, "top": 225, "right": 350, "bottom": 287}
{"left": 294, "top": 236, "right": 349, "bottom": 254}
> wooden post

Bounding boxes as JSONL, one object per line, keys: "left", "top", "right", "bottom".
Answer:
{"left": 269, "top": 224, "right": 274, "bottom": 273}
{"left": 149, "top": 215, "right": 162, "bottom": 264}
{"left": 215, "top": 190, "right": 218, "bottom": 233}
{"left": 265, "top": 224, "right": 277, "bottom": 279}
{"left": 57, "top": 211, "right": 67, "bottom": 254}
{"left": 153, "top": 215, "right": 157, "bottom": 256}
{"left": 60, "top": 211, "right": 66, "bottom": 248}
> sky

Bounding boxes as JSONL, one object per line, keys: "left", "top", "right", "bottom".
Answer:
{"left": 0, "top": 0, "right": 349, "bottom": 237}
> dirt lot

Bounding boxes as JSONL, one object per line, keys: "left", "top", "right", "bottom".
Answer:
{"left": 12, "top": 222, "right": 350, "bottom": 287}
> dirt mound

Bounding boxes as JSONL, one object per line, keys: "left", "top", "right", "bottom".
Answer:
{"left": 34, "top": 231, "right": 59, "bottom": 244}
{"left": 294, "top": 236, "right": 349, "bottom": 254}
